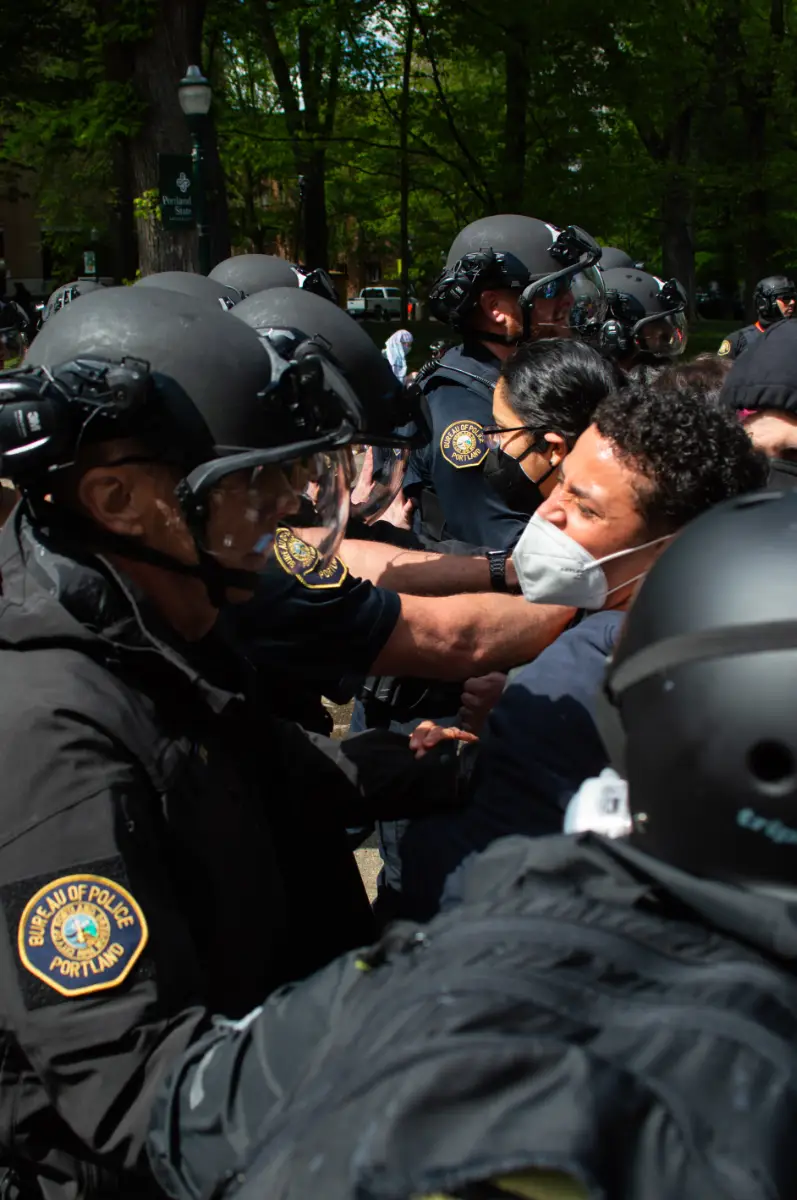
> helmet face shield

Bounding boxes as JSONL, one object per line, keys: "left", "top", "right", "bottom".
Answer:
{"left": 186, "top": 447, "right": 349, "bottom": 570}
{"left": 520, "top": 227, "right": 606, "bottom": 341}
{"left": 347, "top": 444, "right": 408, "bottom": 523}
{"left": 0, "top": 328, "right": 27, "bottom": 369}
{"left": 568, "top": 266, "right": 608, "bottom": 334}
{"left": 285, "top": 448, "right": 350, "bottom": 561}
{"left": 634, "top": 310, "right": 688, "bottom": 358}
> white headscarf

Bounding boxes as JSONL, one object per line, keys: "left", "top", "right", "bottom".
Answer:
{"left": 384, "top": 329, "right": 414, "bottom": 382}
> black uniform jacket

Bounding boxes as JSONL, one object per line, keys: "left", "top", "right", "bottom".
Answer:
{"left": 150, "top": 833, "right": 797, "bottom": 1200}
{"left": 719, "top": 322, "right": 766, "bottom": 359}
{"left": 0, "top": 512, "right": 458, "bottom": 1200}
{"left": 405, "top": 341, "right": 529, "bottom": 549}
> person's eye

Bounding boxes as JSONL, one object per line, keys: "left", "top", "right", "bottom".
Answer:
{"left": 577, "top": 502, "right": 598, "bottom": 519}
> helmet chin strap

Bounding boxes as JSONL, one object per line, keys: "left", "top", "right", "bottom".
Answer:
{"left": 31, "top": 500, "right": 262, "bottom": 610}
{"left": 471, "top": 328, "right": 523, "bottom": 348}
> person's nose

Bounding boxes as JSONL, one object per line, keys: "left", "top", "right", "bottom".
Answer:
{"left": 536, "top": 485, "right": 566, "bottom": 528}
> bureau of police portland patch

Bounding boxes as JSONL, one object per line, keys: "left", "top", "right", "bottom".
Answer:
{"left": 440, "top": 420, "right": 487, "bottom": 468}
{"left": 18, "top": 874, "right": 148, "bottom": 998}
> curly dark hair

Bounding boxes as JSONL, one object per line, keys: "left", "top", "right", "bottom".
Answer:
{"left": 593, "top": 381, "right": 769, "bottom": 535}
{"left": 652, "top": 354, "right": 733, "bottom": 405}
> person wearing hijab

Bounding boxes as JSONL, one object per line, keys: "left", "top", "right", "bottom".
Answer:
{"left": 384, "top": 328, "right": 414, "bottom": 382}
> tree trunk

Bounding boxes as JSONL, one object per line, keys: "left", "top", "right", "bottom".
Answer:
{"left": 110, "top": 137, "right": 138, "bottom": 280}
{"left": 501, "top": 33, "right": 528, "bottom": 210}
{"left": 203, "top": 113, "right": 231, "bottom": 269}
{"left": 96, "top": 0, "right": 137, "bottom": 280}
{"left": 658, "top": 110, "right": 695, "bottom": 313}
{"left": 399, "top": 12, "right": 414, "bottom": 321}
{"left": 743, "top": 104, "right": 770, "bottom": 318}
{"left": 301, "top": 151, "right": 329, "bottom": 269}
{"left": 661, "top": 166, "right": 695, "bottom": 313}
{"left": 128, "top": 0, "right": 206, "bottom": 275}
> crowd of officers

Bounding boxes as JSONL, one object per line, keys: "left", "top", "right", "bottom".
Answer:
{"left": 0, "top": 216, "right": 797, "bottom": 1200}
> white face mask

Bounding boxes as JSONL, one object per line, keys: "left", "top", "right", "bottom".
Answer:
{"left": 512, "top": 511, "right": 670, "bottom": 609}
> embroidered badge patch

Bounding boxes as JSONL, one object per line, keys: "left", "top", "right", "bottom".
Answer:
{"left": 440, "top": 420, "right": 487, "bottom": 468}
{"left": 274, "top": 527, "right": 321, "bottom": 575}
{"left": 18, "top": 875, "right": 148, "bottom": 998}
{"left": 273, "top": 527, "right": 348, "bottom": 589}
{"left": 295, "top": 555, "right": 348, "bottom": 590}
{"left": 718, "top": 339, "right": 732, "bottom": 357}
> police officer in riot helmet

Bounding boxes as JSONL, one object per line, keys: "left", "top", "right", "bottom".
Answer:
{"left": 0, "top": 285, "right": 461, "bottom": 1200}
{"left": 598, "top": 268, "right": 688, "bottom": 371}
{"left": 225, "top": 284, "right": 429, "bottom": 734}
{"left": 719, "top": 274, "right": 796, "bottom": 360}
{"left": 407, "top": 214, "right": 606, "bottom": 549}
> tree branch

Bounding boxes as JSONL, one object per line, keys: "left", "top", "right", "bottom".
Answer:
{"left": 254, "top": 2, "right": 303, "bottom": 142}
{"left": 409, "top": 0, "right": 495, "bottom": 207}
{"left": 342, "top": 15, "right": 491, "bottom": 208}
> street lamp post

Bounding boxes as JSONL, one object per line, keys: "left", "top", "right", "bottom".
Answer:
{"left": 178, "top": 65, "right": 212, "bottom": 275}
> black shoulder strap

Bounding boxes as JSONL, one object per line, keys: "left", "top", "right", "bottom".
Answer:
{"left": 416, "top": 361, "right": 496, "bottom": 404}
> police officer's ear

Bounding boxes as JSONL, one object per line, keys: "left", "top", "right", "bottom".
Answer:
{"left": 75, "top": 439, "right": 172, "bottom": 538}
{"left": 476, "top": 288, "right": 518, "bottom": 330}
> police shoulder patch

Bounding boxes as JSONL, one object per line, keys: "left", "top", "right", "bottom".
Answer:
{"left": 440, "top": 419, "right": 487, "bottom": 469}
{"left": 273, "top": 527, "right": 348, "bottom": 590}
{"left": 718, "top": 339, "right": 732, "bottom": 357}
{"left": 294, "top": 554, "right": 348, "bottom": 590}
{"left": 18, "top": 874, "right": 148, "bottom": 998}
{"left": 273, "top": 527, "right": 321, "bottom": 576}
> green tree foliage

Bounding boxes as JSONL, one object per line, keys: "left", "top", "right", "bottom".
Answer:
{"left": 3, "top": 0, "right": 797, "bottom": 306}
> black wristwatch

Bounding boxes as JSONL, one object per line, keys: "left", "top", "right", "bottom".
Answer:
{"left": 487, "top": 549, "right": 510, "bottom": 592}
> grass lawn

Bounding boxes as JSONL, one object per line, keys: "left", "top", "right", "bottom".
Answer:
{"left": 360, "top": 317, "right": 738, "bottom": 370}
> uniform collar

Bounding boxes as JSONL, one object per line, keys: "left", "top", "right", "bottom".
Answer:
{"left": 0, "top": 509, "right": 244, "bottom": 714}
{"left": 446, "top": 831, "right": 797, "bottom": 964}
{"left": 458, "top": 337, "right": 502, "bottom": 369}
{"left": 596, "top": 834, "right": 797, "bottom": 962}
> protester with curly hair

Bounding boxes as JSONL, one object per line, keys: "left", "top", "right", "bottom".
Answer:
{"left": 400, "top": 381, "right": 769, "bottom": 919}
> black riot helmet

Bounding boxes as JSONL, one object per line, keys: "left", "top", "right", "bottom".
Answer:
{"left": 429, "top": 214, "right": 606, "bottom": 344}
{"left": 292, "top": 264, "right": 340, "bottom": 304}
{"left": 599, "top": 268, "right": 688, "bottom": 363}
{"left": 753, "top": 275, "right": 796, "bottom": 325}
{"left": 232, "top": 287, "right": 427, "bottom": 448}
{"left": 6, "top": 287, "right": 352, "bottom": 599}
{"left": 134, "top": 270, "right": 243, "bottom": 310}
{"left": 40, "top": 278, "right": 106, "bottom": 325}
{"left": 209, "top": 253, "right": 299, "bottom": 297}
{"left": 598, "top": 246, "right": 642, "bottom": 271}
{"left": 601, "top": 488, "right": 797, "bottom": 892}
{"left": 232, "top": 287, "right": 431, "bottom": 522}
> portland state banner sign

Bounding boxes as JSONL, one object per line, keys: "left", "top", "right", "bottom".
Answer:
{"left": 158, "top": 155, "right": 195, "bottom": 231}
